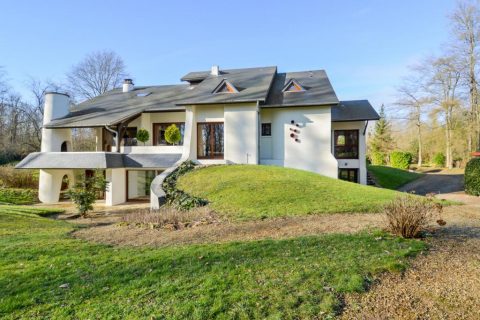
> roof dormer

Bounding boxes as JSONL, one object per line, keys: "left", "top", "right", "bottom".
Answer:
{"left": 212, "top": 79, "right": 239, "bottom": 94}
{"left": 282, "top": 78, "right": 306, "bottom": 92}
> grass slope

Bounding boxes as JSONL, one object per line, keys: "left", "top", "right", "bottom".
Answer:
{"left": 368, "top": 165, "right": 423, "bottom": 190}
{"left": 177, "top": 165, "right": 401, "bottom": 220}
{"left": 0, "top": 206, "right": 425, "bottom": 318}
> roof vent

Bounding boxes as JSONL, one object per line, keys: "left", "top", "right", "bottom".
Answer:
{"left": 123, "top": 79, "right": 134, "bottom": 93}
{"left": 211, "top": 65, "right": 220, "bottom": 76}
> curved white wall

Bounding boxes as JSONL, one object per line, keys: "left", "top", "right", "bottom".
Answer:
{"left": 38, "top": 169, "right": 74, "bottom": 203}
{"left": 39, "top": 92, "right": 73, "bottom": 203}
{"left": 41, "top": 92, "right": 72, "bottom": 152}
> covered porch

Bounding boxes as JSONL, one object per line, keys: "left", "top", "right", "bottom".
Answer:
{"left": 15, "top": 152, "right": 181, "bottom": 206}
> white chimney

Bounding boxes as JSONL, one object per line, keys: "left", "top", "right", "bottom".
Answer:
{"left": 211, "top": 65, "right": 220, "bottom": 76}
{"left": 122, "top": 79, "right": 134, "bottom": 92}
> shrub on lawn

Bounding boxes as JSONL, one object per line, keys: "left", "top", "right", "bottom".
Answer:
{"left": 432, "top": 153, "right": 446, "bottom": 168}
{"left": 0, "top": 188, "right": 37, "bottom": 205}
{"left": 0, "top": 166, "right": 38, "bottom": 189}
{"left": 370, "top": 151, "right": 386, "bottom": 165}
{"left": 389, "top": 151, "right": 412, "bottom": 170}
{"left": 465, "top": 158, "right": 480, "bottom": 196}
{"left": 120, "top": 206, "right": 218, "bottom": 230}
{"left": 67, "top": 171, "right": 108, "bottom": 217}
{"left": 383, "top": 195, "right": 443, "bottom": 238}
{"left": 162, "top": 161, "right": 208, "bottom": 210}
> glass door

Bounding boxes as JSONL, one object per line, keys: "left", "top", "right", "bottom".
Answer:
{"left": 197, "top": 122, "right": 224, "bottom": 159}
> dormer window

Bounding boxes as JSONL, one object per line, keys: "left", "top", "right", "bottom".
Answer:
{"left": 213, "top": 79, "right": 239, "bottom": 94}
{"left": 282, "top": 79, "right": 306, "bottom": 92}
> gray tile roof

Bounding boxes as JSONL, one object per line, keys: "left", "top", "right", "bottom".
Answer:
{"left": 175, "top": 66, "right": 277, "bottom": 105}
{"left": 43, "top": 66, "right": 373, "bottom": 128}
{"left": 44, "top": 85, "right": 191, "bottom": 128}
{"left": 15, "top": 152, "right": 181, "bottom": 169}
{"left": 263, "top": 70, "right": 339, "bottom": 107}
{"left": 332, "top": 100, "right": 380, "bottom": 122}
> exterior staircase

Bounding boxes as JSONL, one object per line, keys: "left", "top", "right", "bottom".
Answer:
{"left": 367, "top": 171, "right": 377, "bottom": 186}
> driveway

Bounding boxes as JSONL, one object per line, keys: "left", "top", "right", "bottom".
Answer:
{"left": 398, "top": 169, "right": 464, "bottom": 195}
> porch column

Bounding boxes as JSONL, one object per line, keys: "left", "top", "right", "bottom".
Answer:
{"left": 105, "top": 168, "right": 126, "bottom": 206}
{"left": 38, "top": 169, "right": 74, "bottom": 203}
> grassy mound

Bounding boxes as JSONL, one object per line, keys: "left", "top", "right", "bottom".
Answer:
{"left": 0, "top": 206, "right": 425, "bottom": 318}
{"left": 368, "top": 165, "right": 423, "bottom": 190}
{"left": 177, "top": 165, "right": 402, "bottom": 220}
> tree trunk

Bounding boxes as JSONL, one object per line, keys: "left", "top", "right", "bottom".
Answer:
{"left": 417, "top": 123, "right": 422, "bottom": 167}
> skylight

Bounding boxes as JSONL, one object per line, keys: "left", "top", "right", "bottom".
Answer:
{"left": 136, "top": 92, "right": 151, "bottom": 97}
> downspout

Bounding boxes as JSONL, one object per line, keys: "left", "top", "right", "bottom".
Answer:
{"left": 257, "top": 100, "right": 261, "bottom": 165}
{"left": 363, "top": 120, "right": 369, "bottom": 136}
{"left": 104, "top": 125, "right": 118, "bottom": 152}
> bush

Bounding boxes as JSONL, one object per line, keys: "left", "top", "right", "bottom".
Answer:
{"left": 0, "top": 166, "right": 38, "bottom": 189}
{"left": 370, "top": 151, "right": 386, "bottom": 165}
{"left": 389, "top": 151, "right": 412, "bottom": 170}
{"left": 162, "top": 161, "right": 208, "bottom": 210}
{"left": 465, "top": 158, "right": 480, "bottom": 196}
{"left": 0, "top": 188, "right": 37, "bottom": 205}
{"left": 136, "top": 128, "right": 149, "bottom": 145}
{"left": 165, "top": 124, "right": 182, "bottom": 145}
{"left": 383, "top": 195, "right": 443, "bottom": 238}
{"left": 432, "top": 153, "right": 446, "bottom": 168}
{"left": 120, "top": 206, "right": 218, "bottom": 230}
{"left": 67, "top": 171, "right": 108, "bottom": 217}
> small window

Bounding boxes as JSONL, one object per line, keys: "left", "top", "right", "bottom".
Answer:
{"left": 282, "top": 79, "right": 306, "bottom": 92}
{"left": 213, "top": 79, "right": 239, "bottom": 94}
{"left": 261, "top": 123, "right": 271, "bottom": 136}
{"left": 338, "top": 169, "right": 358, "bottom": 183}
{"left": 334, "top": 130, "right": 359, "bottom": 159}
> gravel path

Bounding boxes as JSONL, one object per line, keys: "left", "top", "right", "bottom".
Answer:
{"left": 399, "top": 169, "right": 464, "bottom": 195}
{"left": 341, "top": 193, "right": 480, "bottom": 319}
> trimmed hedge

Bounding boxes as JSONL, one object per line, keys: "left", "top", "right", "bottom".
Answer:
{"left": 162, "top": 161, "right": 208, "bottom": 210}
{"left": 432, "top": 153, "right": 446, "bottom": 168}
{"left": 370, "top": 151, "right": 386, "bottom": 165}
{"left": 0, "top": 188, "right": 37, "bottom": 205}
{"left": 465, "top": 158, "right": 480, "bottom": 196}
{"left": 389, "top": 151, "right": 412, "bottom": 170}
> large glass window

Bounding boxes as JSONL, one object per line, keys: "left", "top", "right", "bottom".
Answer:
{"left": 334, "top": 130, "right": 359, "bottom": 159}
{"left": 127, "top": 170, "right": 158, "bottom": 201}
{"left": 153, "top": 123, "right": 185, "bottom": 146}
{"left": 197, "top": 122, "right": 224, "bottom": 159}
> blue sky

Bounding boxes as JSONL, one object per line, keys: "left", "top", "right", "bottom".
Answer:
{"left": 0, "top": 0, "right": 455, "bottom": 108}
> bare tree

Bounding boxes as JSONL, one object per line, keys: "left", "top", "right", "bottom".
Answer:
{"left": 425, "top": 56, "right": 462, "bottom": 169}
{"left": 66, "top": 50, "right": 128, "bottom": 101}
{"left": 450, "top": 0, "right": 480, "bottom": 152}
{"left": 396, "top": 76, "right": 431, "bottom": 167}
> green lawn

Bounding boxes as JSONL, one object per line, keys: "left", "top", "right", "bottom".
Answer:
{"left": 177, "top": 165, "right": 402, "bottom": 220}
{"left": 368, "top": 165, "right": 423, "bottom": 190}
{"left": 0, "top": 206, "right": 425, "bottom": 318}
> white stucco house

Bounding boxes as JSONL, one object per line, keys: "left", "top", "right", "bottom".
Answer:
{"left": 16, "top": 66, "right": 379, "bottom": 208}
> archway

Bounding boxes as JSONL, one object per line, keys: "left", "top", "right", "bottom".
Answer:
{"left": 61, "top": 141, "right": 68, "bottom": 152}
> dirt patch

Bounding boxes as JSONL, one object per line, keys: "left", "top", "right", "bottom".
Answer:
{"left": 341, "top": 198, "right": 480, "bottom": 319}
{"left": 73, "top": 212, "right": 383, "bottom": 247}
